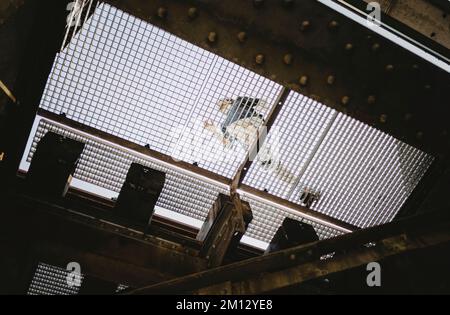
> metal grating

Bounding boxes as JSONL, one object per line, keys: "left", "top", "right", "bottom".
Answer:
{"left": 244, "top": 91, "right": 433, "bottom": 228}
{"left": 27, "top": 263, "right": 84, "bottom": 295}
{"left": 24, "top": 117, "right": 342, "bottom": 243}
{"left": 25, "top": 2, "right": 434, "bottom": 240}
{"left": 241, "top": 194, "right": 344, "bottom": 243}
{"left": 288, "top": 113, "right": 433, "bottom": 228}
{"left": 28, "top": 118, "right": 228, "bottom": 221}
{"left": 41, "top": 2, "right": 282, "bottom": 179}
{"left": 243, "top": 92, "right": 337, "bottom": 197}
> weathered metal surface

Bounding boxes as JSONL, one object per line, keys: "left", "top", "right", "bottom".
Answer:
{"left": 0, "top": 191, "right": 209, "bottom": 288}
{"left": 198, "top": 194, "right": 251, "bottom": 267}
{"left": 103, "top": 0, "right": 450, "bottom": 156}
{"left": 362, "top": 0, "right": 450, "bottom": 51}
{"left": 195, "top": 230, "right": 450, "bottom": 294}
{"left": 126, "top": 210, "right": 450, "bottom": 294}
{"left": 0, "top": 0, "right": 70, "bottom": 189}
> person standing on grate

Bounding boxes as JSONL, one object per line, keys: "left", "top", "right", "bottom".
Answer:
{"left": 203, "top": 97, "right": 279, "bottom": 172}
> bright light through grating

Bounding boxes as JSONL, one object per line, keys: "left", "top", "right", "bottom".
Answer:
{"left": 42, "top": 2, "right": 282, "bottom": 179}
{"left": 27, "top": 263, "right": 84, "bottom": 295}
{"left": 22, "top": 117, "right": 344, "bottom": 244}
{"left": 22, "top": 2, "right": 434, "bottom": 243}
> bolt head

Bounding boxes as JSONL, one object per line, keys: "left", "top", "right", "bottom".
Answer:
{"left": 372, "top": 43, "right": 380, "bottom": 52}
{"left": 367, "top": 95, "right": 376, "bottom": 105}
{"left": 416, "top": 132, "right": 424, "bottom": 140}
{"left": 157, "top": 7, "right": 167, "bottom": 19}
{"left": 327, "top": 75, "right": 335, "bottom": 85}
{"left": 208, "top": 32, "right": 217, "bottom": 43}
{"left": 187, "top": 7, "right": 198, "bottom": 19}
{"left": 385, "top": 64, "right": 394, "bottom": 72}
{"left": 329, "top": 20, "right": 339, "bottom": 30}
{"left": 283, "top": 54, "right": 293, "bottom": 65}
{"left": 341, "top": 96, "right": 350, "bottom": 106}
{"left": 380, "top": 114, "right": 387, "bottom": 123}
{"left": 255, "top": 54, "right": 265, "bottom": 65}
{"left": 237, "top": 31, "right": 247, "bottom": 43}
{"left": 299, "top": 75, "right": 308, "bottom": 86}
{"left": 345, "top": 43, "right": 354, "bottom": 51}
{"left": 300, "top": 20, "right": 311, "bottom": 31}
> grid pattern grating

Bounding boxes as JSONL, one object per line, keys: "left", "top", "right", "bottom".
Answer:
{"left": 241, "top": 194, "right": 344, "bottom": 243}
{"left": 27, "top": 263, "right": 84, "bottom": 295}
{"left": 243, "top": 92, "right": 336, "bottom": 198}
{"left": 41, "top": 3, "right": 282, "bottom": 179}
{"left": 25, "top": 2, "right": 434, "bottom": 239}
{"left": 28, "top": 119, "right": 228, "bottom": 221}
{"left": 288, "top": 113, "right": 433, "bottom": 228}
{"left": 25, "top": 117, "right": 342, "bottom": 242}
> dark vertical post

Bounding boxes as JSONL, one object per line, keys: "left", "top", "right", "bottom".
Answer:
{"left": 1, "top": 0, "right": 71, "bottom": 191}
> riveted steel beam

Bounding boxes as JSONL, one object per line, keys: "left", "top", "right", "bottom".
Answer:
{"left": 104, "top": 0, "right": 450, "bottom": 156}
{"left": 126, "top": 210, "right": 450, "bottom": 294}
{"left": 361, "top": 0, "right": 450, "bottom": 51}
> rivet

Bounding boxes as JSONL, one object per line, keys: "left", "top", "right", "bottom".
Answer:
{"left": 157, "top": 7, "right": 167, "bottom": 19}
{"left": 367, "top": 95, "right": 376, "bottom": 105}
{"left": 187, "top": 7, "right": 198, "bottom": 19}
{"left": 208, "top": 32, "right": 217, "bottom": 43}
{"left": 283, "top": 54, "right": 293, "bottom": 65}
{"left": 289, "top": 254, "right": 296, "bottom": 260}
{"left": 341, "top": 96, "right": 350, "bottom": 106}
{"left": 327, "top": 75, "right": 335, "bottom": 85}
{"left": 237, "top": 31, "right": 247, "bottom": 43}
{"left": 417, "top": 132, "right": 424, "bottom": 140}
{"left": 299, "top": 75, "right": 308, "bottom": 86}
{"left": 404, "top": 113, "right": 413, "bottom": 121}
{"left": 372, "top": 43, "right": 380, "bottom": 52}
{"left": 328, "top": 20, "right": 339, "bottom": 30}
{"left": 412, "top": 64, "right": 420, "bottom": 70}
{"left": 379, "top": 114, "right": 387, "bottom": 123}
{"left": 424, "top": 84, "right": 432, "bottom": 90}
{"left": 255, "top": 54, "right": 265, "bottom": 65}
{"left": 345, "top": 43, "right": 354, "bottom": 51}
{"left": 300, "top": 20, "right": 311, "bottom": 31}
{"left": 385, "top": 64, "right": 394, "bottom": 72}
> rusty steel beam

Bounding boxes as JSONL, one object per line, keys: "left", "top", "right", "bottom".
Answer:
{"left": 37, "top": 108, "right": 357, "bottom": 234}
{"left": 126, "top": 210, "right": 450, "bottom": 295}
{"left": 193, "top": 229, "right": 450, "bottom": 294}
{"left": 1, "top": 191, "right": 209, "bottom": 288}
{"left": 362, "top": 0, "right": 450, "bottom": 51}
{"left": 197, "top": 194, "right": 252, "bottom": 267}
{"left": 104, "top": 0, "right": 450, "bottom": 156}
